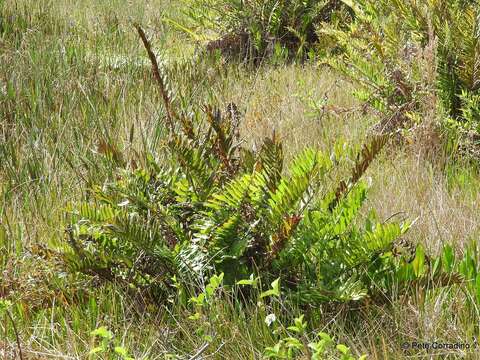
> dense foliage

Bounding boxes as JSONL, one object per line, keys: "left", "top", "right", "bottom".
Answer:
{"left": 65, "top": 102, "right": 410, "bottom": 303}
{"left": 62, "top": 28, "right": 422, "bottom": 304}
{"left": 180, "top": 0, "right": 353, "bottom": 60}
{"left": 323, "top": 0, "right": 480, "bottom": 155}
{"left": 62, "top": 22, "right": 480, "bottom": 312}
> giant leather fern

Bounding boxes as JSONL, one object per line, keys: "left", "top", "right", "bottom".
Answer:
{"left": 325, "top": 0, "right": 480, "bottom": 150}
{"left": 64, "top": 127, "right": 410, "bottom": 302}
{"left": 62, "top": 26, "right": 418, "bottom": 304}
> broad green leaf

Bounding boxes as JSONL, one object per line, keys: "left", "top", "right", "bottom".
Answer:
{"left": 90, "top": 326, "right": 113, "bottom": 340}
{"left": 114, "top": 346, "right": 129, "bottom": 357}
{"left": 284, "top": 337, "right": 303, "bottom": 350}
{"left": 412, "top": 244, "right": 425, "bottom": 277}
{"left": 188, "top": 312, "right": 201, "bottom": 321}
{"left": 261, "top": 278, "right": 281, "bottom": 298}
{"left": 236, "top": 274, "right": 258, "bottom": 287}
{"left": 89, "top": 347, "right": 103, "bottom": 355}
{"left": 336, "top": 344, "right": 350, "bottom": 355}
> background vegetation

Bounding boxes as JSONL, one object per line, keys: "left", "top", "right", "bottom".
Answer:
{"left": 1, "top": 0, "right": 480, "bottom": 358}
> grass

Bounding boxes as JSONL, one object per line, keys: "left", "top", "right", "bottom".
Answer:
{"left": 1, "top": 0, "right": 480, "bottom": 358}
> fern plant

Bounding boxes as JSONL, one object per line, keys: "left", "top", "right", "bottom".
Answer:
{"left": 65, "top": 124, "right": 408, "bottom": 303}
{"left": 63, "top": 26, "right": 423, "bottom": 305}
{"left": 322, "top": 0, "right": 480, "bottom": 154}
{"left": 65, "top": 115, "right": 425, "bottom": 303}
{"left": 178, "top": 0, "right": 353, "bottom": 60}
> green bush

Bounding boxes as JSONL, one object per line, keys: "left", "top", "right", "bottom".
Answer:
{"left": 62, "top": 89, "right": 411, "bottom": 305}
{"left": 64, "top": 105, "right": 410, "bottom": 303}
{"left": 62, "top": 26, "right": 463, "bottom": 306}
{"left": 322, "top": 0, "right": 480, "bottom": 155}
{"left": 180, "top": 0, "right": 353, "bottom": 60}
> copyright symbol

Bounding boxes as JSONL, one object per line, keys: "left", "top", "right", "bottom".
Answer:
{"left": 401, "top": 342, "right": 410, "bottom": 350}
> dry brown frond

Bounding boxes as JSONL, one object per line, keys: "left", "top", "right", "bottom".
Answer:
{"left": 135, "top": 24, "right": 175, "bottom": 131}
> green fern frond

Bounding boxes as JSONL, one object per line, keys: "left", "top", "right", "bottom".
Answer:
{"left": 267, "top": 148, "right": 332, "bottom": 223}
{"left": 256, "top": 136, "right": 284, "bottom": 193}
{"left": 206, "top": 174, "right": 253, "bottom": 211}
{"left": 330, "top": 135, "right": 387, "bottom": 210}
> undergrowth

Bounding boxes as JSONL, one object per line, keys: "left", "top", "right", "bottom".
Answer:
{"left": 63, "top": 26, "right": 480, "bottom": 316}
{"left": 322, "top": 0, "right": 480, "bottom": 158}
{"left": 177, "top": 0, "right": 353, "bottom": 61}
{"left": 1, "top": 1, "right": 480, "bottom": 359}
{"left": 62, "top": 26, "right": 411, "bottom": 305}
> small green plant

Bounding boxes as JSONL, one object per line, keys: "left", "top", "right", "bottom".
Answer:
{"left": 264, "top": 310, "right": 367, "bottom": 359}
{"left": 89, "top": 326, "right": 134, "bottom": 360}
{"left": 187, "top": 273, "right": 225, "bottom": 344}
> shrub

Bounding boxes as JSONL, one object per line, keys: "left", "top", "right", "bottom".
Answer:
{"left": 322, "top": 0, "right": 480, "bottom": 156}
{"left": 179, "top": 0, "right": 353, "bottom": 61}
{"left": 61, "top": 28, "right": 416, "bottom": 301}
{"left": 64, "top": 115, "right": 409, "bottom": 303}
{"left": 63, "top": 26, "right": 442, "bottom": 305}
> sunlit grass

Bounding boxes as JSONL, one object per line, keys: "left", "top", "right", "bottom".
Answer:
{"left": 1, "top": 0, "right": 480, "bottom": 358}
